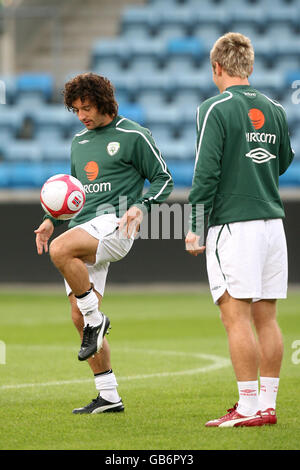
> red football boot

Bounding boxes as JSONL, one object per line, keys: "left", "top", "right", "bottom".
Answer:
{"left": 205, "top": 403, "right": 264, "bottom": 428}
{"left": 258, "top": 408, "right": 277, "bottom": 425}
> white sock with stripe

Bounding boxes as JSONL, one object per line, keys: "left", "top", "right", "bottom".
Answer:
{"left": 236, "top": 380, "right": 259, "bottom": 416}
{"left": 259, "top": 377, "right": 279, "bottom": 410}
{"left": 94, "top": 369, "right": 120, "bottom": 403}
{"left": 76, "top": 288, "right": 103, "bottom": 327}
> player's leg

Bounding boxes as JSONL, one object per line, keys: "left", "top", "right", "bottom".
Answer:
{"left": 251, "top": 299, "right": 282, "bottom": 423}
{"left": 205, "top": 290, "right": 262, "bottom": 427}
{"left": 219, "top": 290, "right": 259, "bottom": 382}
{"left": 50, "top": 228, "right": 110, "bottom": 360}
{"left": 252, "top": 299, "right": 283, "bottom": 377}
{"left": 250, "top": 219, "right": 287, "bottom": 423}
{"left": 69, "top": 291, "right": 111, "bottom": 373}
{"left": 69, "top": 291, "right": 123, "bottom": 414}
{"left": 49, "top": 227, "right": 98, "bottom": 296}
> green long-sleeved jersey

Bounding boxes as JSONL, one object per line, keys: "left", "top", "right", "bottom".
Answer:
{"left": 189, "top": 85, "right": 294, "bottom": 237}
{"left": 45, "top": 115, "right": 173, "bottom": 228}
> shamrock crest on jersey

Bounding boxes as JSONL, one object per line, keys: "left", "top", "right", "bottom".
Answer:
{"left": 107, "top": 142, "right": 120, "bottom": 156}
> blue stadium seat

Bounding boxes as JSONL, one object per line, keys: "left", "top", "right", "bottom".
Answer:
{"left": 8, "top": 162, "right": 45, "bottom": 188}
{"left": 15, "top": 91, "right": 49, "bottom": 109}
{"left": 28, "top": 105, "right": 74, "bottom": 137}
{"left": 2, "top": 140, "right": 42, "bottom": 162}
{"left": 120, "top": 23, "right": 152, "bottom": 40}
{"left": 102, "top": 73, "right": 138, "bottom": 101}
{"left": 172, "top": 90, "right": 202, "bottom": 108}
{"left": 149, "top": 125, "right": 174, "bottom": 147}
{"left": 154, "top": 24, "right": 187, "bottom": 41}
{"left": 167, "top": 160, "right": 194, "bottom": 186}
{"left": 137, "top": 90, "right": 167, "bottom": 109}
{"left": 42, "top": 139, "right": 71, "bottom": 161}
{"left": 136, "top": 71, "right": 173, "bottom": 98}
{"left": 35, "top": 128, "right": 67, "bottom": 143}
{"left": 16, "top": 73, "right": 54, "bottom": 102}
{"left": 92, "top": 58, "right": 125, "bottom": 76}
{"left": 265, "top": 23, "right": 297, "bottom": 42}
{"left": 158, "top": 7, "right": 195, "bottom": 32}
{"left": 175, "top": 70, "right": 215, "bottom": 96}
{"left": 0, "top": 162, "right": 11, "bottom": 187}
{"left": 129, "top": 57, "right": 161, "bottom": 76}
{"left": 167, "top": 37, "right": 204, "bottom": 60}
{"left": 193, "top": 24, "right": 224, "bottom": 43}
{"left": 165, "top": 56, "right": 197, "bottom": 75}
{"left": 192, "top": 5, "right": 229, "bottom": 30}
{"left": 144, "top": 105, "right": 180, "bottom": 131}
{"left": 281, "top": 100, "right": 300, "bottom": 132}
{"left": 267, "top": 3, "right": 300, "bottom": 29}
{"left": 118, "top": 103, "right": 145, "bottom": 125}
{"left": 130, "top": 38, "right": 167, "bottom": 62}
{"left": 275, "top": 37, "right": 300, "bottom": 59}
{"left": 250, "top": 36, "right": 275, "bottom": 62}
{"left": 250, "top": 70, "right": 285, "bottom": 97}
{"left": 159, "top": 139, "right": 194, "bottom": 160}
{"left": 91, "top": 38, "right": 129, "bottom": 67}
{"left": 179, "top": 125, "right": 196, "bottom": 144}
{"left": 0, "top": 128, "right": 15, "bottom": 144}
{"left": 121, "top": 6, "right": 159, "bottom": 33}
{"left": 285, "top": 70, "right": 300, "bottom": 87}
{"left": 0, "top": 106, "right": 25, "bottom": 136}
{"left": 230, "top": 5, "right": 268, "bottom": 30}
{"left": 273, "top": 57, "right": 300, "bottom": 74}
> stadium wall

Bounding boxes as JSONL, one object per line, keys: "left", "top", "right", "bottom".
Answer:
{"left": 1, "top": 198, "right": 299, "bottom": 286}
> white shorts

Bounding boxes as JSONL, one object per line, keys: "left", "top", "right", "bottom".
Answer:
{"left": 64, "top": 214, "right": 134, "bottom": 297}
{"left": 206, "top": 219, "right": 288, "bottom": 304}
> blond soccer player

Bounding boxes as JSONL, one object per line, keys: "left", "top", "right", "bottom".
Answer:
{"left": 186, "top": 33, "right": 294, "bottom": 427}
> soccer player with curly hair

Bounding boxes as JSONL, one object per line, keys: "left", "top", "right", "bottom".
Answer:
{"left": 35, "top": 73, "right": 173, "bottom": 414}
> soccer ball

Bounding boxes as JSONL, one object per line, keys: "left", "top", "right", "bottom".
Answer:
{"left": 40, "top": 174, "right": 86, "bottom": 220}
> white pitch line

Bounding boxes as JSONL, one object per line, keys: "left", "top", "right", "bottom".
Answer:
{"left": 0, "top": 347, "right": 231, "bottom": 391}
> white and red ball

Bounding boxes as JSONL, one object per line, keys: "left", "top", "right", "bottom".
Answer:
{"left": 40, "top": 174, "right": 86, "bottom": 220}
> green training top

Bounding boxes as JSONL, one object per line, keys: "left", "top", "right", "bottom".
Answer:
{"left": 44, "top": 115, "right": 173, "bottom": 228}
{"left": 189, "top": 85, "right": 294, "bottom": 237}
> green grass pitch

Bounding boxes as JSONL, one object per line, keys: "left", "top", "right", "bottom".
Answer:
{"left": 0, "top": 289, "right": 299, "bottom": 450}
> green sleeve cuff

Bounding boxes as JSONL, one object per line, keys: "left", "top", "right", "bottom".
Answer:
{"left": 43, "top": 214, "right": 64, "bottom": 227}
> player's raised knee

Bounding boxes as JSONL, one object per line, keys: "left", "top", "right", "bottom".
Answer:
{"left": 49, "top": 237, "right": 68, "bottom": 266}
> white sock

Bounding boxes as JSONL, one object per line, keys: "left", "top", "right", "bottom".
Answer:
{"left": 236, "top": 380, "right": 259, "bottom": 416}
{"left": 259, "top": 377, "right": 279, "bottom": 410}
{"left": 76, "top": 289, "right": 103, "bottom": 327}
{"left": 94, "top": 369, "right": 120, "bottom": 403}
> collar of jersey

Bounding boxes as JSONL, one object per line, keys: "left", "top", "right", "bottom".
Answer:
{"left": 225, "top": 85, "right": 252, "bottom": 91}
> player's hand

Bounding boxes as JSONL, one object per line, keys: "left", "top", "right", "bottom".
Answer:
{"left": 185, "top": 231, "right": 205, "bottom": 256}
{"left": 118, "top": 206, "right": 143, "bottom": 239}
{"left": 34, "top": 219, "right": 54, "bottom": 255}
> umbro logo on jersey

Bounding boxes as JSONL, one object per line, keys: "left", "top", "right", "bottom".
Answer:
{"left": 78, "top": 139, "right": 90, "bottom": 144}
{"left": 246, "top": 148, "right": 277, "bottom": 164}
